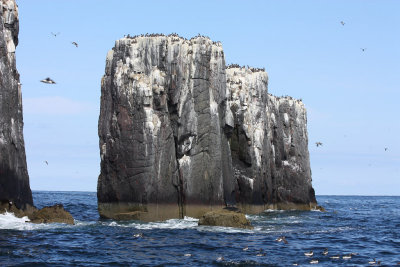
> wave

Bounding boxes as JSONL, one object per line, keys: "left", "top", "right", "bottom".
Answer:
{"left": 101, "top": 216, "right": 259, "bottom": 233}
{"left": 0, "top": 212, "right": 75, "bottom": 231}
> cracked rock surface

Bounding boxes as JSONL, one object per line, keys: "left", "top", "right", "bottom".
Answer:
{"left": 0, "top": 0, "right": 33, "bottom": 209}
{"left": 98, "top": 35, "right": 316, "bottom": 221}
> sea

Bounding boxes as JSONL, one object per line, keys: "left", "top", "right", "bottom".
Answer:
{"left": 0, "top": 192, "right": 399, "bottom": 266}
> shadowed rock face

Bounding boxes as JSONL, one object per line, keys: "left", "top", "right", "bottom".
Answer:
{"left": 0, "top": 0, "right": 33, "bottom": 209}
{"left": 98, "top": 35, "right": 316, "bottom": 221}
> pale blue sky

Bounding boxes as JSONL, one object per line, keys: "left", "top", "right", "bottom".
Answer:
{"left": 15, "top": 0, "right": 400, "bottom": 195}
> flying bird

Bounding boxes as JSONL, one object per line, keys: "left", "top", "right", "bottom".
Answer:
{"left": 361, "top": 48, "right": 367, "bottom": 52}
{"left": 40, "top": 77, "right": 56, "bottom": 84}
{"left": 44, "top": 161, "right": 48, "bottom": 165}
{"left": 51, "top": 32, "right": 60, "bottom": 37}
{"left": 340, "top": 21, "right": 345, "bottom": 26}
{"left": 384, "top": 147, "right": 388, "bottom": 151}
{"left": 315, "top": 142, "right": 323, "bottom": 147}
{"left": 71, "top": 41, "right": 78, "bottom": 47}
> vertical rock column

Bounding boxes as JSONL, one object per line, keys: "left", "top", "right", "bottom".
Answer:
{"left": 226, "top": 67, "right": 316, "bottom": 211}
{"left": 225, "top": 67, "right": 270, "bottom": 212}
{"left": 266, "top": 95, "right": 316, "bottom": 208}
{"left": 98, "top": 35, "right": 235, "bottom": 220}
{"left": 0, "top": 0, "right": 33, "bottom": 209}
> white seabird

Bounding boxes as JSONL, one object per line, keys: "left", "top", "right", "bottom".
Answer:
{"left": 304, "top": 251, "right": 314, "bottom": 257}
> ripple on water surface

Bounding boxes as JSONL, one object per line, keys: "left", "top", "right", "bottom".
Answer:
{"left": 0, "top": 193, "right": 399, "bottom": 266}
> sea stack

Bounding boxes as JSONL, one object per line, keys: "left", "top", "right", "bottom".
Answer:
{"left": 0, "top": 0, "right": 33, "bottom": 209}
{"left": 97, "top": 34, "right": 317, "bottom": 221}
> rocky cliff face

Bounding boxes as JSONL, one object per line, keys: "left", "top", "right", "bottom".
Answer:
{"left": 226, "top": 67, "right": 315, "bottom": 211}
{"left": 0, "top": 0, "right": 33, "bottom": 209}
{"left": 98, "top": 35, "right": 316, "bottom": 221}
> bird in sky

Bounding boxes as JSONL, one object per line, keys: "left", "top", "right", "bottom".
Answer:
{"left": 40, "top": 77, "right": 56, "bottom": 84}
{"left": 51, "top": 32, "right": 60, "bottom": 37}
{"left": 361, "top": 48, "right": 367, "bottom": 52}
{"left": 340, "top": 21, "right": 345, "bottom": 26}
{"left": 315, "top": 142, "right": 323, "bottom": 147}
{"left": 71, "top": 41, "right": 78, "bottom": 48}
{"left": 44, "top": 161, "right": 48, "bottom": 165}
{"left": 384, "top": 147, "right": 388, "bottom": 151}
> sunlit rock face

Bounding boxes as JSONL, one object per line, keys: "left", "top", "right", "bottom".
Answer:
{"left": 0, "top": 0, "right": 33, "bottom": 209}
{"left": 98, "top": 35, "right": 234, "bottom": 220}
{"left": 226, "top": 66, "right": 316, "bottom": 210}
{"left": 98, "top": 34, "right": 316, "bottom": 221}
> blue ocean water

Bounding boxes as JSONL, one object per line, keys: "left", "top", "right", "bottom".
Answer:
{"left": 0, "top": 192, "right": 399, "bottom": 266}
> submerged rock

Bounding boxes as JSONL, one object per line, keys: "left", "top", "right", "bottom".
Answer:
{"left": 97, "top": 34, "right": 317, "bottom": 221}
{"left": 198, "top": 209, "right": 253, "bottom": 229}
{"left": 0, "top": 0, "right": 33, "bottom": 209}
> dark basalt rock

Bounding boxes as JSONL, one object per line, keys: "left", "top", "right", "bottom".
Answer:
{"left": 198, "top": 209, "right": 253, "bottom": 229}
{"left": 0, "top": 0, "right": 33, "bottom": 209}
{"left": 97, "top": 34, "right": 318, "bottom": 221}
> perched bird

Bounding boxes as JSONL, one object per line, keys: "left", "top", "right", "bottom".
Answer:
{"left": 184, "top": 253, "right": 192, "bottom": 257}
{"left": 315, "top": 142, "right": 323, "bottom": 147}
{"left": 330, "top": 255, "right": 340, "bottom": 259}
{"left": 361, "top": 48, "right": 367, "bottom": 52}
{"left": 242, "top": 246, "right": 249, "bottom": 251}
{"left": 51, "top": 32, "right": 60, "bottom": 37}
{"left": 342, "top": 254, "right": 352, "bottom": 260}
{"left": 310, "top": 259, "right": 319, "bottom": 264}
{"left": 275, "top": 236, "right": 288, "bottom": 244}
{"left": 368, "top": 259, "right": 377, "bottom": 264}
{"left": 71, "top": 41, "right": 78, "bottom": 48}
{"left": 304, "top": 251, "right": 314, "bottom": 257}
{"left": 44, "top": 161, "right": 48, "bottom": 165}
{"left": 322, "top": 248, "right": 328, "bottom": 256}
{"left": 292, "top": 263, "right": 298, "bottom": 266}
{"left": 40, "top": 77, "right": 56, "bottom": 84}
{"left": 216, "top": 256, "right": 224, "bottom": 261}
{"left": 340, "top": 21, "right": 345, "bottom": 26}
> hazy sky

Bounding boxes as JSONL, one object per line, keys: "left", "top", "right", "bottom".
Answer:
{"left": 15, "top": 0, "right": 399, "bottom": 195}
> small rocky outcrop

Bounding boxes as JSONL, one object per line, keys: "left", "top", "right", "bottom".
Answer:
{"left": 0, "top": 201, "right": 74, "bottom": 224}
{"left": 0, "top": 0, "right": 33, "bottom": 209}
{"left": 28, "top": 204, "right": 74, "bottom": 224}
{"left": 97, "top": 34, "right": 317, "bottom": 221}
{"left": 198, "top": 209, "right": 253, "bottom": 229}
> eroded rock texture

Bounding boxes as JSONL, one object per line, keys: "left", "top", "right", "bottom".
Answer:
{"left": 226, "top": 67, "right": 316, "bottom": 210}
{"left": 98, "top": 35, "right": 316, "bottom": 221}
{"left": 0, "top": 0, "right": 33, "bottom": 209}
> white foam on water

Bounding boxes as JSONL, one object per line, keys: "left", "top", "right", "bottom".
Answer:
{"left": 0, "top": 212, "right": 75, "bottom": 231}
{"left": 102, "top": 216, "right": 258, "bottom": 233}
{"left": 104, "top": 216, "right": 199, "bottom": 230}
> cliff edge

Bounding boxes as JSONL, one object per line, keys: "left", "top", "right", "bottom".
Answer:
{"left": 97, "top": 34, "right": 317, "bottom": 221}
{"left": 0, "top": 0, "right": 33, "bottom": 209}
